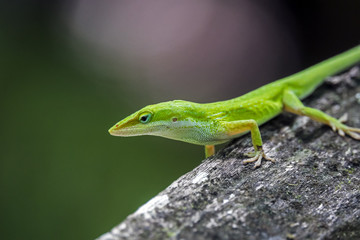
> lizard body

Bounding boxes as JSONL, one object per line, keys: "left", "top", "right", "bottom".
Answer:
{"left": 109, "top": 46, "right": 360, "bottom": 167}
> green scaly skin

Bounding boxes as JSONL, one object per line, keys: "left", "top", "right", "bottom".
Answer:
{"left": 109, "top": 46, "right": 360, "bottom": 168}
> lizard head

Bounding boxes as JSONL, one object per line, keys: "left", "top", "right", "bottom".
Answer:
{"left": 108, "top": 100, "right": 205, "bottom": 143}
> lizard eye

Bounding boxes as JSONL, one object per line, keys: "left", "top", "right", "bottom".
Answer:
{"left": 139, "top": 113, "right": 151, "bottom": 124}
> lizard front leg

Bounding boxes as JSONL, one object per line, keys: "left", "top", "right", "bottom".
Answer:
{"left": 220, "top": 120, "right": 275, "bottom": 168}
{"left": 205, "top": 145, "right": 215, "bottom": 157}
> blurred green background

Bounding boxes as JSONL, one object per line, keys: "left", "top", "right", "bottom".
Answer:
{"left": 1, "top": 1, "right": 360, "bottom": 239}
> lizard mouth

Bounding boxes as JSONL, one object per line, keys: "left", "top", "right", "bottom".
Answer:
{"left": 108, "top": 126, "right": 136, "bottom": 136}
{"left": 108, "top": 127, "right": 120, "bottom": 136}
{"left": 108, "top": 124, "right": 159, "bottom": 137}
{"left": 108, "top": 113, "right": 140, "bottom": 136}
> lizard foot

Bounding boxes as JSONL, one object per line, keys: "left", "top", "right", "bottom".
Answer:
{"left": 243, "top": 147, "right": 275, "bottom": 168}
{"left": 341, "top": 127, "right": 360, "bottom": 140}
{"left": 330, "top": 117, "right": 360, "bottom": 140}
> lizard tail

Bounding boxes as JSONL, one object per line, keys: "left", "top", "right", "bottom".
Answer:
{"left": 284, "top": 45, "right": 360, "bottom": 99}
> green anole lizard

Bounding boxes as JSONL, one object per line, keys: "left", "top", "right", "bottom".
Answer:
{"left": 109, "top": 46, "right": 360, "bottom": 168}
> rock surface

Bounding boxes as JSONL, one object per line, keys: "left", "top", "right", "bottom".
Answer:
{"left": 97, "top": 66, "right": 360, "bottom": 240}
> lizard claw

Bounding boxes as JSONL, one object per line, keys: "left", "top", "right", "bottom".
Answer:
{"left": 346, "top": 127, "right": 360, "bottom": 140}
{"left": 243, "top": 147, "right": 275, "bottom": 168}
{"left": 331, "top": 122, "right": 360, "bottom": 140}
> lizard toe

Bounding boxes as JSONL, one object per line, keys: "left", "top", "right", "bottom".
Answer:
{"left": 243, "top": 149, "right": 275, "bottom": 168}
{"left": 347, "top": 129, "right": 360, "bottom": 140}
